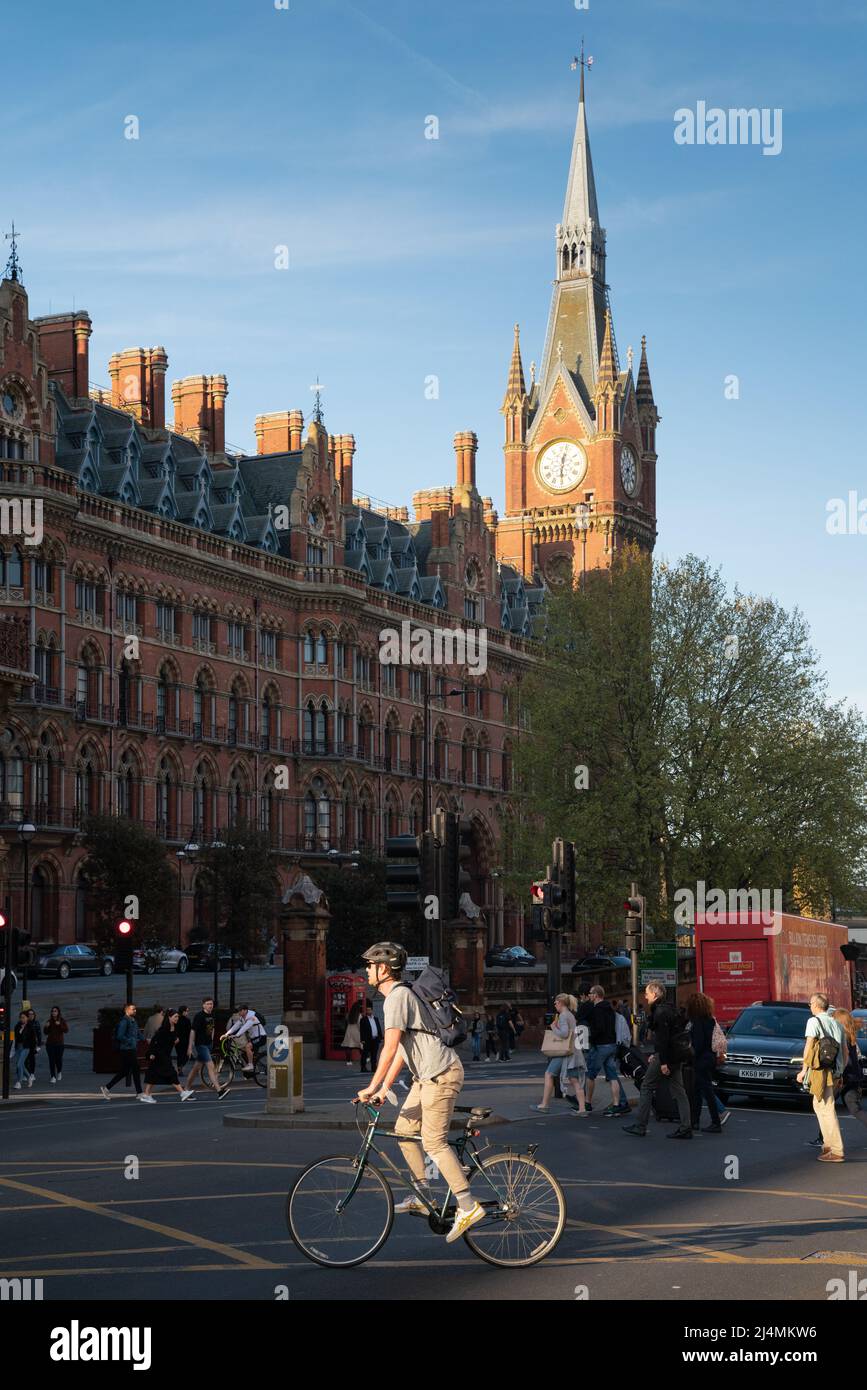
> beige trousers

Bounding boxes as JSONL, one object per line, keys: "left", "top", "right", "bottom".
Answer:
{"left": 813, "top": 1084, "right": 844, "bottom": 1157}
{"left": 393, "top": 1061, "right": 469, "bottom": 1196}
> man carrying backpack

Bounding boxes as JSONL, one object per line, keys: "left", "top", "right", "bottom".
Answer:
{"left": 356, "top": 941, "right": 485, "bottom": 1244}
{"left": 100, "top": 1003, "right": 143, "bottom": 1098}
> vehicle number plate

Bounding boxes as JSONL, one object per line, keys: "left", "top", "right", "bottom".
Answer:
{"left": 738, "top": 1068, "right": 773, "bottom": 1080}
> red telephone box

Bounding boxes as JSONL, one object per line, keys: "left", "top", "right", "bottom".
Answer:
{"left": 324, "top": 973, "right": 368, "bottom": 1061}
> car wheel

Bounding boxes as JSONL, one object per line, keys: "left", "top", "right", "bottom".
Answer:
{"left": 102, "top": 961, "right": 114, "bottom": 976}
{"left": 214, "top": 959, "right": 222, "bottom": 973}
{"left": 239, "top": 960, "right": 248, "bottom": 972}
{"left": 177, "top": 958, "right": 188, "bottom": 973}
{"left": 58, "top": 962, "right": 70, "bottom": 979}
{"left": 145, "top": 964, "right": 156, "bottom": 975}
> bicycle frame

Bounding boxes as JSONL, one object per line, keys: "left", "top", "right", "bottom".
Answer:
{"left": 337, "top": 1104, "right": 507, "bottom": 1224}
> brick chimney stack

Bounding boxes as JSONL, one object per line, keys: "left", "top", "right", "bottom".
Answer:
{"left": 107, "top": 346, "right": 169, "bottom": 428}
{"left": 336, "top": 433, "right": 356, "bottom": 505}
{"left": 33, "top": 311, "right": 92, "bottom": 401}
{"left": 454, "top": 430, "right": 478, "bottom": 488}
{"left": 172, "top": 373, "right": 229, "bottom": 453}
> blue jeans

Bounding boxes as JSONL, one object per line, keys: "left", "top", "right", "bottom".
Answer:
{"left": 472, "top": 1033, "right": 481, "bottom": 1060}
{"left": 15, "top": 1050, "right": 30, "bottom": 1084}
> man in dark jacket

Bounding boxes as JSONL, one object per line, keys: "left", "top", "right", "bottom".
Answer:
{"left": 585, "top": 986, "right": 629, "bottom": 1116}
{"left": 359, "top": 1003, "right": 383, "bottom": 1074}
{"left": 495, "top": 1008, "right": 514, "bottom": 1061}
{"left": 622, "top": 981, "right": 692, "bottom": 1138}
{"left": 101, "top": 1003, "right": 144, "bottom": 1098}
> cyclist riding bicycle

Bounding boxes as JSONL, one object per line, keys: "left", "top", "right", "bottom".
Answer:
{"left": 356, "top": 941, "right": 485, "bottom": 1244}
{"left": 221, "top": 1005, "right": 265, "bottom": 1073}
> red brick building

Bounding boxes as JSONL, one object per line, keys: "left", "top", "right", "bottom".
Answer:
{"left": 0, "top": 73, "right": 657, "bottom": 952}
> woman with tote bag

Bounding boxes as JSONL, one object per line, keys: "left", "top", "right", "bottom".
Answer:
{"left": 531, "top": 993, "right": 577, "bottom": 1113}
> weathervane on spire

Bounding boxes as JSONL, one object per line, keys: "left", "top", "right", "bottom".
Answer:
{"left": 309, "top": 377, "right": 325, "bottom": 424}
{"left": 571, "top": 39, "right": 594, "bottom": 103}
{"left": 4, "top": 221, "right": 22, "bottom": 282}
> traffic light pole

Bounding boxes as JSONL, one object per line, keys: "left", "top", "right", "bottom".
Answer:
{"left": 628, "top": 881, "right": 641, "bottom": 1045}
{"left": 1, "top": 926, "right": 16, "bottom": 1101}
{"left": 545, "top": 862, "right": 561, "bottom": 1006}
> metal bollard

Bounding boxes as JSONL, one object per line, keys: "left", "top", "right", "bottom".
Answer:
{"left": 266, "top": 1027, "right": 304, "bottom": 1114}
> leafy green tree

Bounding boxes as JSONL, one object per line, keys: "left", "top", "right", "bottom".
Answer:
{"left": 80, "top": 815, "right": 176, "bottom": 952}
{"left": 510, "top": 550, "right": 867, "bottom": 941}
{"left": 196, "top": 824, "right": 281, "bottom": 1009}
{"left": 313, "top": 854, "right": 423, "bottom": 970}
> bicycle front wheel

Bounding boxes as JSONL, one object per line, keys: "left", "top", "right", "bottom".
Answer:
{"left": 253, "top": 1054, "right": 267, "bottom": 1088}
{"left": 287, "top": 1157, "right": 394, "bottom": 1268}
{"left": 210, "top": 1053, "right": 236, "bottom": 1089}
{"left": 464, "top": 1152, "right": 566, "bottom": 1267}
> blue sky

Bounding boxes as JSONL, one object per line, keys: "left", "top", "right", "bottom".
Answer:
{"left": 6, "top": 0, "right": 867, "bottom": 710}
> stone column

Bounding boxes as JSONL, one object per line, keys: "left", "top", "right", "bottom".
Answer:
{"left": 448, "top": 915, "right": 487, "bottom": 1007}
{"left": 279, "top": 868, "right": 330, "bottom": 1050}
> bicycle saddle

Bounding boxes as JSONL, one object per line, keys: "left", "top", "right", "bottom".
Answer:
{"left": 455, "top": 1105, "right": 492, "bottom": 1119}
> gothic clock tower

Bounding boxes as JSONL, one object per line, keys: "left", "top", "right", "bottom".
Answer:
{"left": 496, "top": 59, "right": 660, "bottom": 587}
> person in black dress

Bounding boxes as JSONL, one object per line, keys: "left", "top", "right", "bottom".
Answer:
{"left": 141, "top": 1011, "right": 196, "bottom": 1104}
{"left": 174, "top": 1005, "right": 192, "bottom": 1078}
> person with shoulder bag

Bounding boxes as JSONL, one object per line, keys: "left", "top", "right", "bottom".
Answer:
{"left": 831, "top": 1009, "right": 867, "bottom": 1137}
{"left": 622, "top": 981, "right": 693, "bottom": 1139}
{"left": 686, "top": 992, "right": 729, "bottom": 1132}
{"left": 796, "top": 992, "right": 846, "bottom": 1162}
{"left": 532, "top": 993, "right": 577, "bottom": 1113}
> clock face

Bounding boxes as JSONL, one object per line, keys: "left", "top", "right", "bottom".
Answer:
{"left": 2, "top": 388, "right": 20, "bottom": 421}
{"left": 537, "top": 440, "right": 587, "bottom": 493}
{"left": 620, "top": 445, "right": 638, "bottom": 496}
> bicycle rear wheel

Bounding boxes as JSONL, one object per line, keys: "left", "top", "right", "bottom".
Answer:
{"left": 287, "top": 1157, "right": 394, "bottom": 1268}
{"left": 463, "top": 1152, "right": 566, "bottom": 1267}
{"left": 253, "top": 1053, "right": 267, "bottom": 1087}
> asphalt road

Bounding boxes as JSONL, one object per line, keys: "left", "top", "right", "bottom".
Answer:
{"left": 2, "top": 1054, "right": 867, "bottom": 1303}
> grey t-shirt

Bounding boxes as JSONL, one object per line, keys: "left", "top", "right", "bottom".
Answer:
{"left": 383, "top": 985, "right": 458, "bottom": 1082}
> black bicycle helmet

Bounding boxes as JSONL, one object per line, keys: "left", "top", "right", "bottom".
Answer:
{"left": 361, "top": 941, "right": 407, "bottom": 971}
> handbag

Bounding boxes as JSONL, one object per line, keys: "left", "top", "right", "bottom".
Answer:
{"left": 711, "top": 1020, "right": 727, "bottom": 1059}
{"left": 541, "top": 1027, "right": 573, "bottom": 1057}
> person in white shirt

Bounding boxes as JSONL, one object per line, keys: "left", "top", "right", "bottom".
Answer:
{"left": 221, "top": 1005, "right": 265, "bottom": 1072}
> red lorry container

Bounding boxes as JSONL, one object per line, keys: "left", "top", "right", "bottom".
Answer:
{"left": 695, "top": 912, "right": 852, "bottom": 1025}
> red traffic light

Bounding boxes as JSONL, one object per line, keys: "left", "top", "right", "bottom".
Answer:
{"left": 531, "top": 882, "right": 545, "bottom": 903}
{"left": 117, "top": 919, "right": 134, "bottom": 936}
{"left": 0, "top": 913, "right": 7, "bottom": 929}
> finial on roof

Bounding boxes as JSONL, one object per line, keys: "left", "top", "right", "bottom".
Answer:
{"left": 309, "top": 377, "right": 325, "bottom": 424}
{"left": 597, "top": 308, "right": 617, "bottom": 385}
{"left": 530, "top": 360, "right": 536, "bottom": 384}
{"left": 570, "top": 38, "right": 593, "bottom": 105}
{"left": 626, "top": 344, "right": 634, "bottom": 372}
{"left": 4, "top": 220, "right": 22, "bottom": 282}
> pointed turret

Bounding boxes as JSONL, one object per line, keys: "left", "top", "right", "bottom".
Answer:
{"left": 636, "top": 334, "right": 660, "bottom": 454}
{"left": 501, "top": 323, "right": 530, "bottom": 447}
{"left": 636, "top": 335, "right": 655, "bottom": 408}
{"left": 593, "top": 308, "right": 623, "bottom": 434}
{"left": 502, "top": 323, "right": 527, "bottom": 406}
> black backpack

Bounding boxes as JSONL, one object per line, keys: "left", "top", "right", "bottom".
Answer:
{"left": 814, "top": 1015, "right": 840, "bottom": 1070}
{"left": 396, "top": 967, "right": 467, "bottom": 1048}
{"left": 668, "top": 1007, "right": 695, "bottom": 1065}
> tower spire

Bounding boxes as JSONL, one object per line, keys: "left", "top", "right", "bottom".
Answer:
{"left": 4, "top": 221, "right": 22, "bottom": 283}
{"left": 503, "top": 322, "right": 527, "bottom": 404}
{"left": 597, "top": 308, "right": 617, "bottom": 386}
{"left": 537, "top": 54, "right": 607, "bottom": 413}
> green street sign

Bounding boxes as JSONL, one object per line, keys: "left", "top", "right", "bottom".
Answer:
{"left": 638, "top": 942, "right": 677, "bottom": 987}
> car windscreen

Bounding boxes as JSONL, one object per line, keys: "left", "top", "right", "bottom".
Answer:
{"left": 731, "top": 1008, "right": 810, "bottom": 1038}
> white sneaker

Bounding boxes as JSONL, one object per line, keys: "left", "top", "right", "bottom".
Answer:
{"left": 57, "top": 1073, "right": 62, "bottom": 1081}
{"left": 100, "top": 1086, "right": 111, "bottom": 1100}
{"left": 50, "top": 1076, "right": 57, "bottom": 1084}
{"left": 13, "top": 1082, "right": 21, "bottom": 1090}
{"left": 394, "top": 1195, "right": 429, "bottom": 1216}
{"left": 180, "top": 1089, "right": 196, "bottom": 1101}
{"left": 445, "top": 1201, "right": 486, "bottom": 1243}
{"left": 27, "top": 1076, "right": 35, "bottom": 1087}
{"left": 138, "top": 1094, "right": 156, "bottom": 1104}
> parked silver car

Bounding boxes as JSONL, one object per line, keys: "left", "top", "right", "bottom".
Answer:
{"left": 132, "top": 947, "right": 189, "bottom": 974}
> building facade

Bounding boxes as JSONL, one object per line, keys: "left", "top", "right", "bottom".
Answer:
{"left": 0, "top": 73, "right": 657, "bottom": 952}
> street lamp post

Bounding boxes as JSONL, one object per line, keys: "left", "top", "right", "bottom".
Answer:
{"left": 17, "top": 820, "right": 36, "bottom": 999}
{"left": 210, "top": 840, "right": 225, "bottom": 1008}
{"left": 175, "top": 850, "right": 185, "bottom": 951}
{"left": 421, "top": 682, "right": 464, "bottom": 961}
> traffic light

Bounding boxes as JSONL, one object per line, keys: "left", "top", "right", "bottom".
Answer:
{"left": 385, "top": 835, "right": 423, "bottom": 912}
{"left": 561, "top": 840, "right": 576, "bottom": 934}
{"left": 624, "top": 894, "right": 646, "bottom": 951}
{"left": 530, "top": 881, "right": 547, "bottom": 941}
{"left": 549, "top": 881, "right": 567, "bottom": 931}
{"left": 441, "top": 813, "right": 472, "bottom": 920}
{"left": 16, "top": 932, "right": 36, "bottom": 969}
{"left": 0, "top": 913, "right": 18, "bottom": 972}
{"left": 114, "top": 918, "right": 136, "bottom": 971}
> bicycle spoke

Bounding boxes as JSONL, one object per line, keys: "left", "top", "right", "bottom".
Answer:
{"left": 288, "top": 1158, "right": 393, "bottom": 1268}
{"left": 465, "top": 1155, "right": 565, "bottom": 1267}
